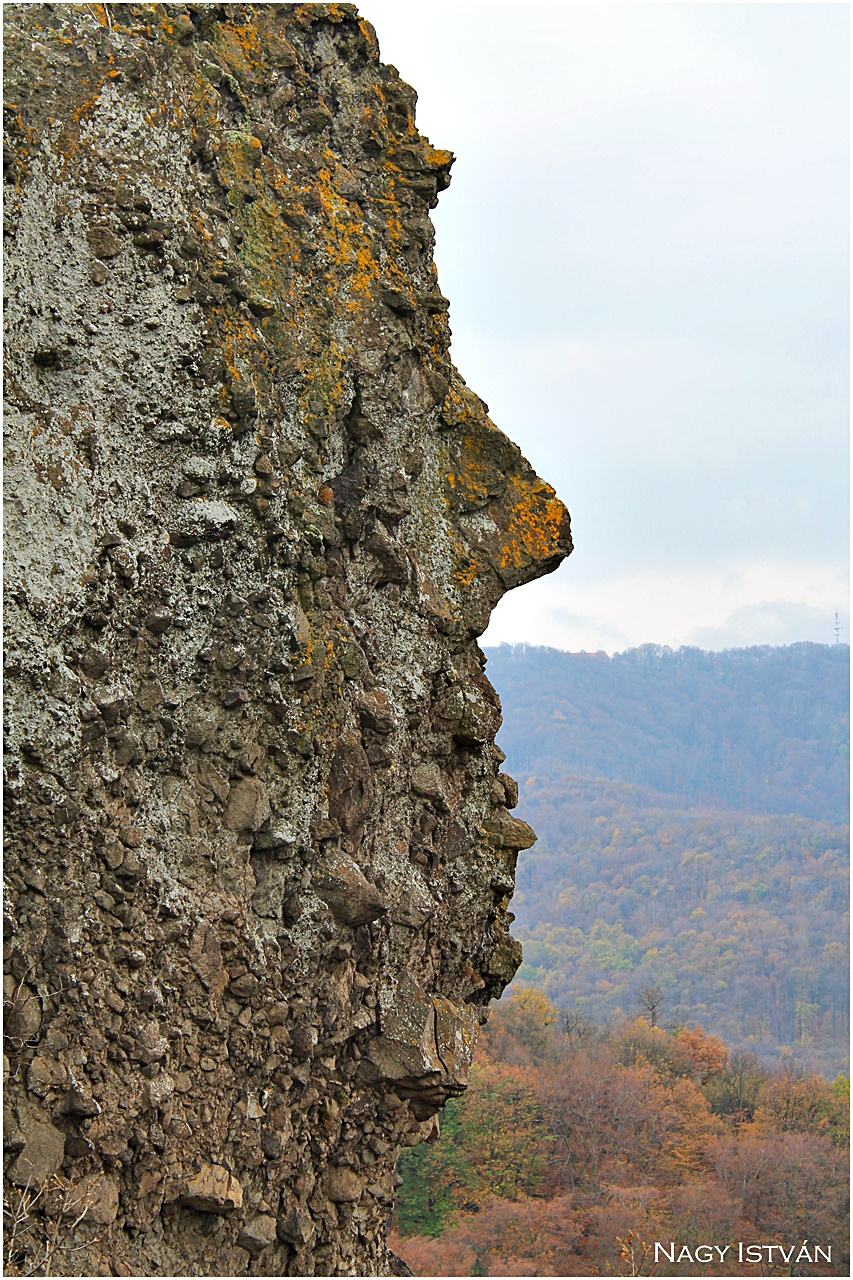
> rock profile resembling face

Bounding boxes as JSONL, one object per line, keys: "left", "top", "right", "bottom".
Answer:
{"left": 3, "top": 4, "right": 572, "bottom": 1276}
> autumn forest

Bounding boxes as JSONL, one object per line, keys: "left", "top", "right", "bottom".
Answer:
{"left": 392, "top": 643, "right": 849, "bottom": 1276}
{"left": 391, "top": 990, "right": 849, "bottom": 1276}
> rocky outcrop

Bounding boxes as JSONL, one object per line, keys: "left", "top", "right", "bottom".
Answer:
{"left": 2, "top": 4, "right": 571, "bottom": 1275}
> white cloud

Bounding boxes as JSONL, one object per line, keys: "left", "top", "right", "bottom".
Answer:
{"left": 690, "top": 602, "right": 846, "bottom": 651}
{"left": 482, "top": 559, "right": 850, "bottom": 653}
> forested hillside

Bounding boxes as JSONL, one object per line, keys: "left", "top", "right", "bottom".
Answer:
{"left": 484, "top": 644, "right": 849, "bottom": 1074}
{"left": 391, "top": 992, "right": 850, "bottom": 1277}
{"left": 486, "top": 643, "right": 849, "bottom": 821}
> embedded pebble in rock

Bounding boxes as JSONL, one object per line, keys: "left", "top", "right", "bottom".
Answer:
{"left": 8, "top": 1119, "right": 66, "bottom": 1188}
{"left": 238, "top": 1212, "right": 279, "bottom": 1257}
{"left": 180, "top": 1164, "right": 245, "bottom": 1214}
{"left": 3, "top": 4, "right": 572, "bottom": 1276}
{"left": 63, "top": 1172, "right": 121, "bottom": 1227}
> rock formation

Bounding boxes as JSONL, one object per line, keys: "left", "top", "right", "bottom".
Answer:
{"left": 3, "top": 4, "right": 571, "bottom": 1275}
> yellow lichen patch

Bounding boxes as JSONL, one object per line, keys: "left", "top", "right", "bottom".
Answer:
{"left": 311, "top": 169, "right": 382, "bottom": 302}
{"left": 300, "top": 343, "right": 349, "bottom": 422}
{"left": 236, "top": 154, "right": 382, "bottom": 326}
{"left": 375, "top": 204, "right": 408, "bottom": 259}
{"left": 211, "top": 19, "right": 265, "bottom": 84}
{"left": 240, "top": 194, "right": 297, "bottom": 284}
{"left": 223, "top": 130, "right": 262, "bottom": 171}
{"left": 190, "top": 71, "right": 223, "bottom": 131}
{"left": 440, "top": 382, "right": 480, "bottom": 430}
{"left": 495, "top": 474, "right": 570, "bottom": 576}
{"left": 357, "top": 16, "right": 380, "bottom": 54}
{"left": 448, "top": 435, "right": 496, "bottom": 508}
{"left": 421, "top": 142, "right": 454, "bottom": 171}
{"left": 217, "top": 130, "right": 264, "bottom": 212}
{"left": 455, "top": 558, "right": 479, "bottom": 588}
{"left": 206, "top": 296, "right": 273, "bottom": 408}
{"left": 442, "top": 407, "right": 520, "bottom": 517}
{"left": 444, "top": 524, "right": 479, "bottom": 592}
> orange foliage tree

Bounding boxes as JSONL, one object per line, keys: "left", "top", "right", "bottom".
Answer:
{"left": 393, "top": 1003, "right": 849, "bottom": 1278}
{"left": 392, "top": 1194, "right": 588, "bottom": 1278}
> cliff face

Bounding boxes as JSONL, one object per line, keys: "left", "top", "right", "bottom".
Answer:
{"left": 3, "top": 5, "right": 571, "bottom": 1275}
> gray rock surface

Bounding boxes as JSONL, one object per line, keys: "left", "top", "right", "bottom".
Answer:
{"left": 3, "top": 3, "right": 572, "bottom": 1274}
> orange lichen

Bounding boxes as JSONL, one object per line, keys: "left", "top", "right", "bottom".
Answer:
{"left": 496, "top": 475, "right": 569, "bottom": 575}
{"left": 190, "top": 71, "right": 223, "bottom": 129}
{"left": 422, "top": 142, "right": 454, "bottom": 171}
{"left": 455, "top": 558, "right": 479, "bottom": 587}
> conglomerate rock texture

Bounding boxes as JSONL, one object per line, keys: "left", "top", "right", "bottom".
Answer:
{"left": 3, "top": 4, "right": 572, "bottom": 1275}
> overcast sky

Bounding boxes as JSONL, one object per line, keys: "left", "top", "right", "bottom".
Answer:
{"left": 364, "top": 1, "right": 849, "bottom": 653}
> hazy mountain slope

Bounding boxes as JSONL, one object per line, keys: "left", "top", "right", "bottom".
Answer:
{"left": 484, "top": 644, "right": 850, "bottom": 1072}
{"left": 485, "top": 642, "right": 849, "bottom": 822}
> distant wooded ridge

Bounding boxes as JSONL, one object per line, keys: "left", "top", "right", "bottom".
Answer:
{"left": 483, "top": 642, "right": 849, "bottom": 1072}
{"left": 484, "top": 642, "right": 849, "bottom": 823}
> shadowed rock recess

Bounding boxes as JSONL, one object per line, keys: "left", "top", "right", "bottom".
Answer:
{"left": 3, "top": 4, "right": 571, "bottom": 1275}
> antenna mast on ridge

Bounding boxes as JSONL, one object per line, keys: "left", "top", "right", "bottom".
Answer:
{"left": 834, "top": 611, "right": 841, "bottom": 644}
